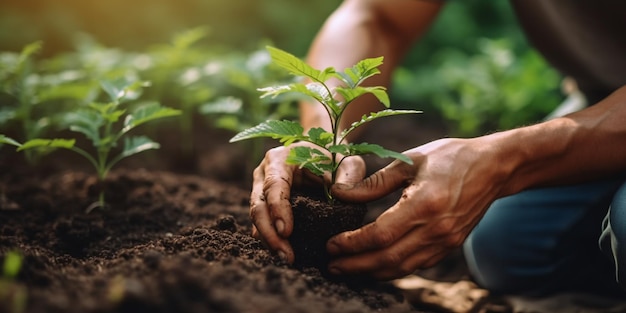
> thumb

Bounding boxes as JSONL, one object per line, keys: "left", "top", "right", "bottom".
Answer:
{"left": 331, "top": 161, "right": 413, "bottom": 202}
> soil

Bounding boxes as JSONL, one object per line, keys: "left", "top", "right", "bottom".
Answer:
{"left": 0, "top": 114, "right": 458, "bottom": 313}
{"left": 289, "top": 192, "right": 368, "bottom": 271}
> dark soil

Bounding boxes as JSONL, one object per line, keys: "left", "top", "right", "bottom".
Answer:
{"left": 0, "top": 114, "right": 453, "bottom": 313}
{"left": 0, "top": 169, "right": 416, "bottom": 313}
{"left": 289, "top": 192, "right": 368, "bottom": 271}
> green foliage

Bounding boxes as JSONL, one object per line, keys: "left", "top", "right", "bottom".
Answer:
{"left": 199, "top": 47, "right": 299, "bottom": 170}
{"left": 2, "top": 77, "right": 181, "bottom": 211}
{"left": 230, "top": 47, "right": 421, "bottom": 201}
{"left": 393, "top": 38, "right": 561, "bottom": 137}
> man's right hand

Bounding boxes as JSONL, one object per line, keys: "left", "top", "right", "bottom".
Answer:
{"left": 249, "top": 142, "right": 366, "bottom": 263}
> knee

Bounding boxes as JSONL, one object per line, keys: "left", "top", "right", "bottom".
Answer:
{"left": 603, "top": 186, "right": 626, "bottom": 286}
{"left": 463, "top": 219, "right": 556, "bottom": 295}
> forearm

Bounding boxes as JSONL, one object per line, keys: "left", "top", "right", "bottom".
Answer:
{"left": 488, "top": 85, "right": 626, "bottom": 196}
{"left": 300, "top": 0, "right": 443, "bottom": 138}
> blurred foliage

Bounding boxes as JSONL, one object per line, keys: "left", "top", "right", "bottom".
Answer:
{"left": 393, "top": 39, "right": 562, "bottom": 137}
{"left": 0, "top": 0, "right": 564, "bottom": 142}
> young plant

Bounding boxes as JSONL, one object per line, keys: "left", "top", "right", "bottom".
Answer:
{"left": 0, "top": 251, "right": 27, "bottom": 313}
{"left": 230, "top": 47, "right": 421, "bottom": 201}
{"left": 0, "top": 77, "right": 181, "bottom": 212}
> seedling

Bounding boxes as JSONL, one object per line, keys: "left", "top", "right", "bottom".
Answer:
{"left": 230, "top": 47, "right": 421, "bottom": 201}
{"left": 1, "top": 77, "right": 181, "bottom": 212}
{"left": 0, "top": 251, "right": 26, "bottom": 313}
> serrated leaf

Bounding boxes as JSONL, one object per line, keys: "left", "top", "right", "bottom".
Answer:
{"left": 335, "top": 86, "right": 390, "bottom": 107}
{"left": 286, "top": 146, "right": 332, "bottom": 177}
{"left": 307, "top": 127, "right": 333, "bottom": 147}
{"left": 0, "top": 134, "right": 21, "bottom": 147}
{"left": 229, "top": 120, "right": 305, "bottom": 145}
{"left": 335, "top": 56, "right": 384, "bottom": 88}
{"left": 122, "top": 102, "right": 181, "bottom": 133}
{"left": 329, "top": 143, "right": 412, "bottom": 165}
{"left": 199, "top": 96, "right": 242, "bottom": 114}
{"left": 259, "top": 82, "right": 338, "bottom": 116}
{"left": 340, "top": 109, "right": 422, "bottom": 142}
{"left": 266, "top": 46, "right": 335, "bottom": 83}
{"left": 17, "top": 138, "right": 75, "bottom": 151}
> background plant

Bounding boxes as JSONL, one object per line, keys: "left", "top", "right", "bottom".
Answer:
{"left": 0, "top": 77, "right": 181, "bottom": 211}
{"left": 0, "top": 251, "right": 26, "bottom": 313}
{"left": 230, "top": 47, "right": 420, "bottom": 201}
{"left": 199, "top": 47, "right": 299, "bottom": 169}
{"left": 0, "top": 41, "right": 100, "bottom": 162}
{"left": 393, "top": 38, "right": 561, "bottom": 137}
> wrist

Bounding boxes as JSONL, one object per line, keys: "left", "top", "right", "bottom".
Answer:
{"left": 481, "top": 118, "right": 577, "bottom": 197}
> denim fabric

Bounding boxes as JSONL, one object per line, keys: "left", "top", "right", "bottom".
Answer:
{"left": 464, "top": 177, "right": 626, "bottom": 297}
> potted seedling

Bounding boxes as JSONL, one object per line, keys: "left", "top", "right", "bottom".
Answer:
{"left": 230, "top": 47, "right": 421, "bottom": 271}
{"left": 1, "top": 77, "right": 181, "bottom": 212}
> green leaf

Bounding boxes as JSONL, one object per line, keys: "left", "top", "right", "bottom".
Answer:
{"left": 120, "top": 136, "right": 160, "bottom": 159}
{"left": 106, "top": 136, "right": 161, "bottom": 173}
{"left": 335, "top": 86, "right": 390, "bottom": 107}
{"left": 172, "top": 26, "right": 209, "bottom": 49}
{"left": 229, "top": 120, "right": 305, "bottom": 145}
{"left": 62, "top": 110, "right": 103, "bottom": 145}
{"left": 329, "top": 143, "right": 412, "bottom": 165}
{"left": 20, "top": 41, "right": 42, "bottom": 61}
{"left": 3, "top": 250, "right": 22, "bottom": 278}
{"left": 199, "top": 96, "right": 243, "bottom": 114}
{"left": 122, "top": 102, "right": 181, "bottom": 133}
{"left": 266, "top": 46, "right": 335, "bottom": 83}
{"left": 307, "top": 127, "right": 333, "bottom": 147}
{"left": 260, "top": 82, "right": 333, "bottom": 104}
{"left": 0, "top": 134, "right": 21, "bottom": 147}
{"left": 286, "top": 146, "right": 332, "bottom": 177}
{"left": 340, "top": 109, "right": 422, "bottom": 142}
{"left": 100, "top": 78, "right": 148, "bottom": 102}
{"left": 17, "top": 138, "right": 75, "bottom": 151}
{"left": 335, "top": 56, "right": 384, "bottom": 88}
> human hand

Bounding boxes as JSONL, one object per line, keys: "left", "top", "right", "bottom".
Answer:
{"left": 249, "top": 142, "right": 366, "bottom": 263}
{"left": 327, "top": 137, "right": 510, "bottom": 280}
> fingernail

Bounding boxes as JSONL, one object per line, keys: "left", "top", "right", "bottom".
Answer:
{"left": 333, "top": 183, "right": 353, "bottom": 190}
{"left": 277, "top": 250, "right": 288, "bottom": 262}
{"left": 275, "top": 219, "right": 285, "bottom": 235}
{"left": 327, "top": 241, "right": 340, "bottom": 255}
{"left": 328, "top": 265, "right": 342, "bottom": 275}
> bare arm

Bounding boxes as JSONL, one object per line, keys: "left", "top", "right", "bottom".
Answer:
{"left": 301, "top": 0, "right": 443, "bottom": 138}
{"left": 498, "top": 85, "right": 626, "bottom": 195}
{"left": 328, "top": 85, "right": 626, "bottom": 279}
{"left": 250, "top": 0, "right": 444, "bottom": 264}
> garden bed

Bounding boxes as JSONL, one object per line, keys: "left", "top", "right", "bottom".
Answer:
{"left": 0, "top": 115, "right": 469, "bottom": 313}
{"left": 0, "top": 167, "right": 418, "bottom": 313}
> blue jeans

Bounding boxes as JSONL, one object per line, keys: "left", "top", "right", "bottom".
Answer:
{"left": 463, "top": 176, "right": 626, "bottom": 297}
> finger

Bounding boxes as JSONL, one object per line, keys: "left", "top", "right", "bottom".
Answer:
{"left": 327, "top": 196, "right": 421, "bottom": 256}
{"left": 335, "top": 156, "right": 366, "bottom": 185}
{"left": 370, "top": 249, "right": 448, "bottom": 281}
{"left": 262, "top": 149, "right": 295, "bottom": 238}
{"left": 331, "top": 159, "right": 415, "bottom": 203}
{"left": 251, "top": 165, "right": 294, "bottom": 263}
{"left": 327, "top": 231, "right": 446, "bottom": 280}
